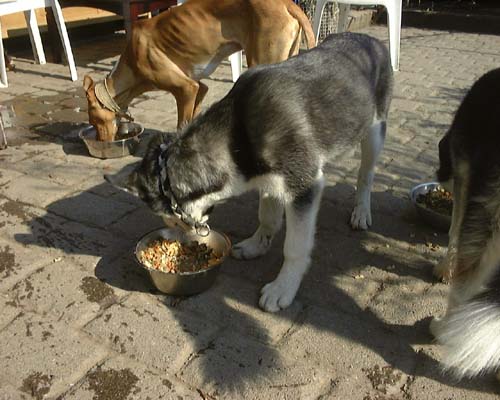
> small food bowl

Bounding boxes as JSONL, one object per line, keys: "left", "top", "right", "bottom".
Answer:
{"left": 135, "top": 227, "right": 231, "bottom": 296}
{"left": 78, "top": 122, "right": 144, "bottom": 159}
{"left": 409, "top": 182, "right": 452, "bottom": 232}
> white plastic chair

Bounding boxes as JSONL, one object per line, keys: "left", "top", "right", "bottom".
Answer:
{"left": 0, "top": 0, "right": 77, "bottom": 87}
{"left": 229, "top": 50, "right": 242, "bottom": 82}
{"left": 312, "top": 0, "right": 401, "bottom": 71}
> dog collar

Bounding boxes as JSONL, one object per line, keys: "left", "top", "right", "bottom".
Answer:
{"left": 94, "top": 78, "right": 134, "bottom": 122}
{"left": 157, "top": 145, "right": 210, "bottom": 236}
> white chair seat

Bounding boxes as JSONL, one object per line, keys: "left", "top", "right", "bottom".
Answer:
{"left": 0, "top": 0, "right": 77, "bottom": 88}
{"left": 313, "top": 0, "right": 402, "bottom": 71}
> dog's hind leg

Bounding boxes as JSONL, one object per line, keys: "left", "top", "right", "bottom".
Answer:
{"left": 259, "top": 174, "right": 325, "bottom": 312}
{"left": 154, "top": 72, "right": 200, "bottom": 129}
{"left": 350, "top": 120, "right": 386, "bottom": 230}
{"left": 232, "top": 192, "right": 284, "bottom": 260}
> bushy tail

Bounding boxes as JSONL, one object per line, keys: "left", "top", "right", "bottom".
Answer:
{"left": 434, "top": 289, "right": 500, "bottom": 379}
{"left": 286, "top": 1, "right": 316, "bottom": 49}
{"left": 437, "top": 131, "right": 453, "bottom": 183}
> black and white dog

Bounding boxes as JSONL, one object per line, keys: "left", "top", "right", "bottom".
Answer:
{"left": 106, "top": 33, "right": 393, "bottom": 312}
{"left": 431, "top": 68, "right": 500, "bottom": 379}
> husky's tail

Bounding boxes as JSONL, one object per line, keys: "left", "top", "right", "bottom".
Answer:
{"left": 437, "top": 131, "right": 453, "bottom": 183}
{"left": 434, "top": 270, "right": 500, "bottom": 379}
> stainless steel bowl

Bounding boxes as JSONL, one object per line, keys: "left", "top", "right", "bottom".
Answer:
{"left": 135, "top": 227, "right": 232, "bottom": 296}
{"left": 409, "top": 182, "right": 452, "bottom": 232}
{"left": 78, "top": 122, "right": 144, "bottom": 159}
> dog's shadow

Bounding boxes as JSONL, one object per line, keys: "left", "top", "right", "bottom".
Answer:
{"left": 13, "top": 180, "right": 500, "bottom": 396}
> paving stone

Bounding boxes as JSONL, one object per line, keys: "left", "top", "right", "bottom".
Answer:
{"left": 0, "top": 292, "right": 20, "bottom": 331}
{"left": 59, "top": 356, "right": 200, "bottom": 400}
{"left": 36, "top": 220, "right": 132, "bottom": 259}
{"left": 0, "top": 173, "right": 75, "bottom": 207}
{"left": 408, "top": 346, "right": 500, "bottom": 399}
{"left": 48, "top": 109, "right": 89, "bottom": 124}
{"left": 178, "top": 331, "right": 331, "bottom": 400}
{"left": 108, "top": 207, "right": 165, "bottom": 240}
{"left": 83, "top": 293, "right": 220, "bottom": 373}
{"left": 0, "top": 383, "right": 29, "bottom": 400}
{"left": 48, "top": 191, "right": 137, "bottom": 228}
{"left": 5, "top": 260, "right": 123, "bottom": 326}
{"left": 0, "top": 168, "right": 24, "bottom": 186}
{"left": 7, "top": 152, "right": 66, "bottom": 179}
{"left": 368, "top": 274, "right": 448, "bottom": 331}
{"left": 167, "top": 274, "right": 303, "bottom": 345}
{"left": 0, "top": 313, "right": 107, "bottom": 399}
{"left": 0, "top": 146, "right": 30, "bottom": 164}
{"left": 279, "top": 305, "right": 418, "bottom": 380}
{"left": 0, "top": 196, "right": 70, "bottom": 260}
{"left": 0, "top": 238, "right": 62, "bottom": 293}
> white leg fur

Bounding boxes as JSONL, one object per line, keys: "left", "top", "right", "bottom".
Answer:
{"left": 432, "top": 301, "right": 500, "bottom": 379}
{"left": 351, "top": 121, "right": 385, "bottom": 230}
{"left": 431, "top": 220, "right": 500, "bottom": 378}
{"left": 232, "top": 192, "right": 284, "bottom": 259}
{"left": 259, "top": 176, "right": 325, "bottom": 312}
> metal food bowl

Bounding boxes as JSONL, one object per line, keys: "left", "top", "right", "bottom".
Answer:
{"left": 135, "top": 227, "right": 232, "bottom": 296}
{"left": 409, "top": 182, "right": 452, "bottom": 232}
{"left": 78, "top": 122, "right": 144, "bottom": 159}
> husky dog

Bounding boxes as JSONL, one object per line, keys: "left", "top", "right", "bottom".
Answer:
{"left": 106, "top": 32, "right": 393, "bottom": 312}
{"left": 430, "top": 68, "right": 500, "bottom": 379}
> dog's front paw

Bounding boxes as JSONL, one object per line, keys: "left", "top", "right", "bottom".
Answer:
{"left": 350, "top": 204, "right": 372, "bottom": 230}
{"left": 259, "top": 277, "right": 300, "bottom": 313}
{"left": 232, "top": 232, "right": 273, "bottom": 260}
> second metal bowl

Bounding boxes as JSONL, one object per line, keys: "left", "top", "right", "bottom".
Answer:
{"left": 79, "top": 122, "right": 144, "bottom": 159}
{"left": 135, "top": 227, "right": 231, "bottom": 296}
{"left": 409, "top": 182, "right": 452, "bottom": 232}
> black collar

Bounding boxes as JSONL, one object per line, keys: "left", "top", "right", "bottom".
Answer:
{"left": 157, "top": 145, "right": 210, "bottom": 236}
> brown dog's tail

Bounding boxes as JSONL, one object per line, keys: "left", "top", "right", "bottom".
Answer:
{"left": 285, "top": 1, "right": 316, "bottom": 49}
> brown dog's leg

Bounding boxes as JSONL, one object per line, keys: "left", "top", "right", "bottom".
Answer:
{"left": 193, "top": 81, "right": 209, "bottom": 118}
{"left": 168, "top": 78, "right": 200, "bottom": 129}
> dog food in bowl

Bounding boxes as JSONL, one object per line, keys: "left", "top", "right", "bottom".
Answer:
{"left": 135, "top": 227, "right": 231, "bottom": 296}
{"left": 139, "top": 238, "right": 221, "bottom": 273}
{"left": 416, "top": 186, "right": 453, "bottom": 216}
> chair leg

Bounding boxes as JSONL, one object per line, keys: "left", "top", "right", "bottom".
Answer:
{"left": 229, "top": 51, "right": 242, "bottom": 83}
{"left": 312, "top": 0, "right": 329, "bottom": 44}
{"left": 123, "top": 1, "right": 133, "bottom": 40}
{"left": 24, "top": 10, "right": 46, "bottom": 65}
{"left": 386, "top": 1, "right": 401, "bottom": 71}
{"left": 0, "top": 21, "right": 8, "bottom": 88}
{"left": 49, "top": 0, "right": 77, "bottom": 81}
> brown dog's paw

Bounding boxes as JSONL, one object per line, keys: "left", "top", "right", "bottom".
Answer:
{"left": 433, "top": 258, "right": 454, "bottom": 284}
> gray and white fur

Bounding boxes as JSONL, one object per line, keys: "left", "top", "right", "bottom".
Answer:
{"left": 106, "top": 32, "right": 393, "bottom": 312}
{"left": 431, "top": 67, "right": 500, "bottom": 379}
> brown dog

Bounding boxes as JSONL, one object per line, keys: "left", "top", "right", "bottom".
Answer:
{"left": 83, "top": 0, "right": 315, "bottom": 141}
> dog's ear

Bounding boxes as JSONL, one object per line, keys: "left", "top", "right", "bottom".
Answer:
{"left": 104, "top": 162, "right": 141, "bottom": 196}
{"left": 83, "top": 75, "right": 94, "bottom": 93}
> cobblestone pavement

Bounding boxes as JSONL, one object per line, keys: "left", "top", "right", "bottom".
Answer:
{"left": 1, "top": 24, "right": 500, "bottom": 400}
